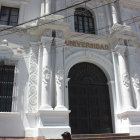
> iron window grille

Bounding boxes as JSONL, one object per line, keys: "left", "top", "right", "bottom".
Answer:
{"left": 0, "top": 65, "right": 15, "bottom": 112}
{"left": 0, "top": 6, "right": 19, "bottom": 26}
{"left": 74, "top": 8, "right": 95, "bottom": 34}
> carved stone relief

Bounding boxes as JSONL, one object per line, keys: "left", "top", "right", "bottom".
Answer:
{"left": 122, "top": 72, "right": 130, "bottom": 88}
{"left": 132, "top": 74, "right": 140, "bottom": 91}
{"left": 42, "top": 66, "right": 51, "bottom": 87}
{"left": 56, "top": 30, "right": 64, "bottom": 39}
{"left": 110, "top": 23, "right": 131, "bottom": 34}
{"left": 56, "top": 70, "right": 64, "bottom": 88}
{"left": 28, "top": 45, "right": 39, "bottom": 113}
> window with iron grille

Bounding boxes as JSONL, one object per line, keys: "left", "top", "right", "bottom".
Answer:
{"left": 0, "top": 6, "right": 19, "bottom": 26}
{"left": 74, "top": 8, "right": 95, "bottom": 34}
{"left": 0, "top": 65, "right": 15, "bottom": 112}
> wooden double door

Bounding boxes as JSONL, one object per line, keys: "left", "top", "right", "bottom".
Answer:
{"left": 68, "top": 62, "right": 113, "bottom": 134}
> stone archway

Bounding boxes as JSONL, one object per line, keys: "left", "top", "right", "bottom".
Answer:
{"left": 68, "top": 62, "right": 113, "bottom": 134}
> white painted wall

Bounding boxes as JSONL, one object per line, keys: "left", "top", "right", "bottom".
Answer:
{"left": 0, "top": 0, "right": 139, "bottom": 138}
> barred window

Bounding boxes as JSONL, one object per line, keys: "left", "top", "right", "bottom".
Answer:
{"left": 0, "top": 6, "right": 19, "bottom": 26}
{"left": 74, "top": 8, "right": 95, "bottom": 34}
{"left": 0, "top": 65, "right": 15, "bottom": 112}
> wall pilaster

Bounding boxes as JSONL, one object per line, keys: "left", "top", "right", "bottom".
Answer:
{"left": 111, "top": 2, "right": 118, "bottom": 25}
{"left": 55, "top": 39, "right": 67, "bottom": 110}
{"left": 116, "top": 46, "right": 134, "bottom": 111}
{"left": 128, "top": 47, "right": 140, "bottom": 110}
{"left": 28, "top": 42, "right": 39, "bottom": 113}
{"left": 40, "top": 37, "right": 53, "bottom": 110}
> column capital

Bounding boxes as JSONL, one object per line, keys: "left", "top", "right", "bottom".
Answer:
{"left": 41, "top": 36, "right": 54, "bottom": 47}
{"left": 29, "top": 41, "right": 41, "bottom": 47}
{"left": 117, "top": 45, "right": 134, "bottom": 111}
{"left": 127, "top": 47, "right": 136, "bottom": 56}
{"left": 55, "top": 38, "right": 65, "bottom": 48}
{"left": 115, "top": 45, "right": 126, "bottom": 56}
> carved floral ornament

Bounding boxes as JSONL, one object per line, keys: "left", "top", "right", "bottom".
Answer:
{"left": 29, "top": 86, "right": 37, "bottom": 106}
{"left": 41, "top": 38, "right": 54, "bottom": 47}
{"left": 132, "top": 74, "right": 140, "bottom": 90}
{"left": 110, "top": 23, "right": 131, "bottom": 34}
{"left": 42, "top": 66, "right": 51, "bottom": 85}
{"left": 56, "top": 70, "right": 64, "bottom": 88}
{"left": 28, "top": 45, "right": 39, "bottom": 113}
{"left": 115, "top": 46, "right": 127, "bottom": 56}
{"left": 122, "top": 72, "right": 130, "bottom": 88}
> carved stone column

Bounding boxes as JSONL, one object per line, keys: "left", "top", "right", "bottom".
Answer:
{"left": 128, "top": 47, "right": 140, "bottom": 110}
{"left": 55, "top": 41, "right": 67, "bottom": 110}
{"left": 40, "top": 37, "right": 53, "bottom": 110}
{"left": 111, "top": 2, "right": 118, "bottom": 24}
{"left": 28, "top": 42, "right": 39, "bottom": 113}
{"left": 45, "top": 0, "right": 51, "bottom": 14}
{"left": 112, "top": 51, "right": 122, "bottom": 112}
{"left": 117, "top": 46, "right": 134, "bottom": 111}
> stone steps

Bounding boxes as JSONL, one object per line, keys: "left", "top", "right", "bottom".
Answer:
{"left": 72, "top": 133, "right": 129, "bottom": 138}
{"left": 72, "top": 133, "right": 140, "bottom": 140}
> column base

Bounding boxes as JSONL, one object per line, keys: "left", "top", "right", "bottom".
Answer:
{"left": 123, "top": 106, "right": 134, "bottom": 112}
{"left": 25, "top": 128, "right": 37, "bottom": 137}
{"left": 40, "top": 104, "right": 53, "bottom": 110}
{"left": 38, "top": 126, "right": 71, "bottom": 139}
{"left": 117, "top": 110, "right": 140, "bottom": 136}
{"left": 54, "top": 105, "right": 68, "bottom": 111}
{"left": 136, "top": 107, "right": 140, "bottom": 111}
{"left": 38, "top": 110, "right": 71, "bottom": 127}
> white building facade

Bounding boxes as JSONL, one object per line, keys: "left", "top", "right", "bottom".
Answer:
{"left": 0, "top": 0, "right": 140, "bottom": 139}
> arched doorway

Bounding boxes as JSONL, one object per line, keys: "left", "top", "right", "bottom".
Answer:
{"left": 68, "top": 62, "right": 113, "bottom": 134}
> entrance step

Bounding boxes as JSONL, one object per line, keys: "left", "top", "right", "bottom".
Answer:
{"left": 72, "top": 133, "right": 140, "bottom": 140}
{"left": 72, "top": 133, "right": 129, "bottom": 138}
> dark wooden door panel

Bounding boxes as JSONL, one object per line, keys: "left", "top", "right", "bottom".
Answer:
{"left": 68, "top": 62, "right": 113, "bottom": 134}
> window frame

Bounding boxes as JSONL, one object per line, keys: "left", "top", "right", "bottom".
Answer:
{"left": 0, "top": 60, "right": 18, "bottom": 113}
{"left": 74, "top": 8, "right": 95, "bottom": 34}
{"left": 0, "top": 6, "right": 19, "bottom": 26}
{"left": 0, "top": 64, "right": 15, "bottom": 112}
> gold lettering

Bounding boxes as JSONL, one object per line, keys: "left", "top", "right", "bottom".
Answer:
{"left": 86, "top": 43, "right": 90, "bottom": 47}
{"left": 72, "top": 41, "right": 76, "bottom": 46}
{"left": 95, "top": 44, "right": 99, "bottom": 49}
{"left": 65, "top": 40, "right": 109, "bottom": 50}
{"left": 89, "top": 43, "right": 93, "bottom": 48}
{"left": 76, "top": 41, "right": 80, "bottom": 47}
{"left": 81, "top": 42, "right": 85, "bottom": 47}
{"left": 102, "top": 45, "right": 104, "bottom": 49}
{"left": 105, "top": 45, "right": 109, "bottom": 49}
{"left": 69, "top": 41, "right": 73, "bottom": 46}
{"left": 98, "top": 45, "right": 101, "bottom": 49}
{"left": 65, "top": 40, "right": 68, "bottom": 45}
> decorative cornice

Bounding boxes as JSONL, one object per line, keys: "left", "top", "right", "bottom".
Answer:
{"left": 120, "top": 0, "right": 140, "bottom": 9}
{"left": 0, "top": 0, "right": 29, "bottom": 4}
{"left": 110, "top": 23, "right": 131, "bottom": 34}
{"left": 0, "top": 40, "right": 24, "bottom": 58}
{"left": 0, "top": 112, "right": 20, "bottom": 117}
{"left": 38, "top": 109, "right": 71, "bottom": 114}
{"left": 117, "top": 110, "right": 140, "bottom": 118}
